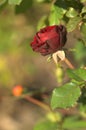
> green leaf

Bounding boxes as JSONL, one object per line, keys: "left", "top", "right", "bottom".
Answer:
{"left": 74, "top": 69, "right": 86, "bottom": 81}
{"left": 0, "top": 0, "right": 6, "bottom": 5}
{"left": 51, "top": 82, "right": 81, "bottom": 109}
{"left": 15, "top": 0, "right": 33, "bottom": 14}
{"left": 47, "top": 55, "right": 52, "bottom": 62}
{"left": 63, "top": 116, "right": 86, "bottom": 129}
{"left": 66, "top": 16, "right": 81, "bottom": 32}
{"left": 74, "top": 39, "right": 86, "bottom": 63}
{"left": 36, "top": 0, "right": 51, "bottom": 3}
{"left": 80, "top": 0, "right": 86, "bottom": 3}
{"left": 34, "top": 120, "right": 58, "bottom": 130}
{"left": 37, "top": 15, "right": 48, "bottom": 31}
{"left": 67, "top": 68, "right": 86, "bottom": 81}
{"left": 55, "top": 0, "right": 82, "bottom": 13}
{"left": 49, "top": 4, "right": 66, "bottom": 25}
{"left": 36, "top": 0, "right": 45, "bottom": 2}
{"left": 80, "top": 22, "right": 86, "bottom": 40}
{"left": 67, "top": 69, "right": 83, "bottom": 82}
{"left": 81, "top": 6, "right": 86, "bottom": 14}
{"left": 8, "top": 0, "right": 22, "bottom": 5}
{"left": 66, "top": 7, "right": 78, "bottom": 18}
{"left": 79, "top": 104, "right": 86, "bottom": 113}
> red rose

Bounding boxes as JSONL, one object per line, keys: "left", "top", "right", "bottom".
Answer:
{"left": 30, "top": 25, "right": 67, "bottom": 56}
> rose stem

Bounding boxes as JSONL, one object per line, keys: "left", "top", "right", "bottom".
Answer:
{"left": 24, "top": 95, "right": 51, "bottom": 112}
{"left": 64, "top": 57, "right": 75, "bottom": 69}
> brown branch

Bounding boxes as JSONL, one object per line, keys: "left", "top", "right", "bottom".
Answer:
{"left": 64, "top": 57, "right": 75, "bottom": 69}
{"left": 24, "top": 95, "right": 51, "bottom": 112}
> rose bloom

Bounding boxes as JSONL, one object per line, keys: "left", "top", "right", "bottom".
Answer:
{"left": 30, "top": 25, "right": 67, "bottom": 56}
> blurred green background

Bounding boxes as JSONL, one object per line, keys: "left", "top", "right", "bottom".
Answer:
{"left": 0, "top": 0, "right": 86, "bottom": 130}
{"left": 0, "top": 1, "right": 58, "bottom": 130}
{"left": 0, "top": 0, "right": 52, "bottom": 89}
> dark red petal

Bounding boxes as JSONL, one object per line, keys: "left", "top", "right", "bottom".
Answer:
{"left": 30, "top": 25, "right": 67, "bottom": 56}
{"left": 47, "top": 36, "right": 60, "bottom": 50}
{"left": 38, "top": 29, "right": 59, "bottom": 43}
{"left": 58, "top": 25, "right": 67, "bottom": 46}
{"left": 40, "top": 25, "right": 56, "bottom": 33}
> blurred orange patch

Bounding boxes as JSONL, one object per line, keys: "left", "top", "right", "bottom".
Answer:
{"left": 12, "top": 85, "right": 23, "bottom": 96}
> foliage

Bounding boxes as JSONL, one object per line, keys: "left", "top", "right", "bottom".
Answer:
{"left": 36, "top": 0, "right": 86, "bottom": 129}
{"left": 51, "top": 82, "right": 81, "bottom": 109}
{"left": 0, "top": 0, "right": 86, "bottom": 130}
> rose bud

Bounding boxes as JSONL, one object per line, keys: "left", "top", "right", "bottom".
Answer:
{"left": 30, "top": 25, "right": 67, "bottom": 56}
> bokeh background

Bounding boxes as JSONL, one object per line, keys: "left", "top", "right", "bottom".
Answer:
{"left": 0, "top": 1, "right": 57, "bottom": 130}
{"left": 0, "top": 0, "right": 86, "bottom": 130}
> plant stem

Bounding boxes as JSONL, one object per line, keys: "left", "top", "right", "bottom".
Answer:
{"left": 52, "top": 51, "right": 75, "bottom": 69}
{"left": 24, "top": 95, "right": 59, "bottom": 122}
{"left": 24, "top": 95, "right": 51, "bottom": 112}
{"left": 64, "top": 57, "right": 75, "bottom": 69}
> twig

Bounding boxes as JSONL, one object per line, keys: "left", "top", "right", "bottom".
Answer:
{"left": 24, "top": 95, "right": 51, "bottom": 112}
{"left": 52, "top": 51, "right": 75, "bottom": 69}
{"left": 64, "top": 57, "right": 75, "bottom": 69}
